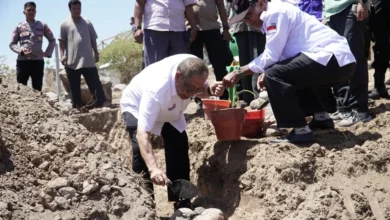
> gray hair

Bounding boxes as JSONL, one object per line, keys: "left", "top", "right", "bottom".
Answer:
{"left": 177, "top": 57, "right": 209, "bottom": 79}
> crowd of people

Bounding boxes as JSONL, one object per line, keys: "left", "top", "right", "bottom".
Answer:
{"left": 9, "top": 0, "right": 389, "bottom": 213}
{"left": 10, "top": 0, "right": 110, "bottom": 114}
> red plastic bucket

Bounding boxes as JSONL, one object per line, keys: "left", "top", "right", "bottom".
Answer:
{"left": 241, "top": 109, "right": 265, "bottom": 138}
{"left": 202, "top": 99, "right": 231, "bottom": 120}
{"left": 210, "top": 108, "right": 247, "bottom": 141}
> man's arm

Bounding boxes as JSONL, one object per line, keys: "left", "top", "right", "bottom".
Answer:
{"left": 43, "top": 23, "right": 56, "bottom": 58}
{"left": 9, "top": 26, "right": 21, "bottom": 55}
{"left": 246, "top": 12, "right": 290, "bottom": 75}
{"left": 134, "top": 0, "right": 145, "bottom": 28}
{"left": 185, "top": 4, "right": 197, "bottom": 31}
{"left": 58, "top": 23, "right": 67, "bottom": 65}
{"left": 136, "top": 91, "right": 168, "bottom": 185}
{"left": 216, "top": 0, "right": 229, "bottom": 29}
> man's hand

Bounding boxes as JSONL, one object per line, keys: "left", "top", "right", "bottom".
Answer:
{"left": 210, "top": 81, "right": 225, "bottom": 97}
{"left": 149, "top": 167, "right": 169, "bottom": 186}
{"left": 22, "top": 48, "right": 32, "bottom": 56}
{"left": 357, "top": 2, "right": 369, "bottom": 21}
{"left": 222, "top": 29, "right": 232, "bottom": 42}
{"left": 189, "top": 28, "right": 198, "bottom": 43}
{"left": 321, "top": 19, "right": 328, "bottom": 25}
{"left": 223, "top": 70, "right": 240, "bottom": 88}
{"left": 94, "top": 52, "right": 99, "bottom": 63}
{"left": 61, "top": 55, "right": 67, "bottom": 66}
{"left": 134, "top": 29, "right": 144, "bottom": 44}
{"left": 257, "top": 73, "right": 266, "bottom": 91}
{"left": 40, "top": 50, "right": 48, "bottom": 58}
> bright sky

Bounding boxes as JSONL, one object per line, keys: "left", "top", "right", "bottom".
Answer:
{"left": 0, "top": 0, "right": 135, "bottom": 68}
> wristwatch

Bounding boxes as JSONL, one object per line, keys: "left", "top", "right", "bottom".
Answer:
{"left": 136, "top": 25, "right": 142, "bottom": 30}
{"left": 223, "top": 25, "right": 229, "bottom": 31}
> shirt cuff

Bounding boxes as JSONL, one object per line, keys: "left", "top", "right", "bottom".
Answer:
{"left": 248, "top": 59, "right": 264, "bottom": 74}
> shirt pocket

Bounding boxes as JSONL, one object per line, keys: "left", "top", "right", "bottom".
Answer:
{"left": 35, "top": 30, "right": 44, "bottom": 42}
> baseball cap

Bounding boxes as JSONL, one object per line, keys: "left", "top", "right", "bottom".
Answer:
{"left": 228, "top": 0, "right": 255, "bottom": 25}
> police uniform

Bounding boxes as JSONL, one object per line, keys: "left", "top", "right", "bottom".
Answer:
{"left": 229, "top": 0, "right": 356, "bottom": 142}
{"left": 9, "top": 20, "right": 56, "bottom": 91}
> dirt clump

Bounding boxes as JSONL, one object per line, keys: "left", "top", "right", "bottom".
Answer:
{"left": 175, "top": 104, "right": 390, "bottom": 220}
{"left": 0, "top": 78, "right": 156, "bottom": 220}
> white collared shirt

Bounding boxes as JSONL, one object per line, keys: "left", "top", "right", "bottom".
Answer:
{"left": 120, "top": 54, "right": 199, "bottom": 135}
{"left": 248, "top": 0, "right": 356, "bottom": 73}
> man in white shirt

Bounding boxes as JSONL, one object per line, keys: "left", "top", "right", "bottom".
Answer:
{"left": 223, "top": 0, "right": 356, "bottom": 143}
{"left": 120, "top": 54, "right": 224, "bottom": 210}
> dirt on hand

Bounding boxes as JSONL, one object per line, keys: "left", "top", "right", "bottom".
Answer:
{"left": 0, "top": 77, "right": 156, "bottom": 220}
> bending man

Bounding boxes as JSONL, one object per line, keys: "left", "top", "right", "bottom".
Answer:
{"left": 120, "top": 54, "right": 224, "bottom": 210}
{"left": 223, "top": 0, "right": 356, "bottom": 143}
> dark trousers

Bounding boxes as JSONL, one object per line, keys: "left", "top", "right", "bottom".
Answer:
{"left": 265, "top": 53, "right": 355, "bottom": 128}
{"left": 123, "top": 111, "right": 190, "bottom": 202}
{"left": 235, "top": 31, "right": 266, "bottom": 103}
{"left": 16, "top": 60, "right": 44, "bottom": 91}
{"left": 190, "top": 29, "right": 230, "bottom": 100}
{"left": 319, "top": 3, "right": 369, "bottom": 113}
{"left": 65, "top": 67, "right": 107, "bottom": 108}
{"left": 370, "top": 0, "right": 390, "bottom": 89}
{"left": 143, "top": 29, "right": 189, "bottom": 67}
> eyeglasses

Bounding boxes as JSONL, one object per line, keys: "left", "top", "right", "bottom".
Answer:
{"left": 182, "top": 77, "right": 204, "bottom": 95}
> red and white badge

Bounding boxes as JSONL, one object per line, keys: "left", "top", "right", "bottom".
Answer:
{"left": 266, "top": 23, "right": 277, "bottom": 34}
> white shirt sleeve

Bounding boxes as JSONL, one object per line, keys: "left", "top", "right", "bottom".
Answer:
{"left": 137, "top": 90, "right": 162, "bottom": 132}
{"left": 248, "top": 12, "right": 291, "bottom": 73}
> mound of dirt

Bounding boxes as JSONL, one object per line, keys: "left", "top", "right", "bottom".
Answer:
{"left": 184, "top": 107, "right": 390, "bottom": 219}
{"left": 0, "top": 78, "right": 156, "bottom": 220}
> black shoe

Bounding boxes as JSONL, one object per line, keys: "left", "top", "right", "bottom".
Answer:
{"left": 308, "top": 119, "right": 334, "bottom": 130}
{"left": 369, "top": 88, "right": 389, "bottom": 100}
{"left": 173, "top": 199, "right": 194, "bottom": 211}
{"left": 270, "top": 130, "right": 314, "bottom": 143}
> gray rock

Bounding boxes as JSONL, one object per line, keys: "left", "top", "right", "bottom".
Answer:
{"left": 82, "top": 180, "right": 99, "bottom": 195}
{"left": 117, "top": 178, "right": 127, "bottom": 187}
{"left": 194, "top": 207, "right": 206, "bottom": 215}
{"left": 55, "top": 196, "right": 70, "bottom": 210}
{"left": 0, "top": 202, "right": 8, "bottom": 210}
{"left": 110, "top": 197, "right": 130, "bottom": 216}
{"left": 58, "top": 187, "right": 77, "bottom": 199}
{"left": 95, "top": 177, "right": 112, "bottom": 185}
{"left": 33, "top": 204, "right": 45, "bottom": 212}
{"left": 170, "top": 208, "right": 197, "bottom": 220}
{"left": 47, "top": 177, "right": 68, "bottom": 189}
{"left": 193, "top": 208, "right": 224, "bottom": 220}
{"left": 38, "top": 161, "right": 50, "bottom": 170}
{"left": 105, "top": 172, "right": 115, "bottom": 180}
{"left": 100, "top": 185, "right": 111, "bottom": 194}
{"left": 101, "top": 162, "right": 113, "bottom": 170}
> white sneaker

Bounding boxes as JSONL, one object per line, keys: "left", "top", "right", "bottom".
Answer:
{"left": 337, "top": 110, "right": 372, "bottom": 127}
{"left": 330, "top": 111, "right": 350, "bottom": 121}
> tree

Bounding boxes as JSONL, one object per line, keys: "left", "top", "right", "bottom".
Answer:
{"left": 0, "top": 56, "right": 10, "bottom": 76}
{"left": 98, "top": 31, "right": 143, "bottom": 84}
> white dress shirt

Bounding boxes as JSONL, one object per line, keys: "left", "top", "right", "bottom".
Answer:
{"left": 248, "top": 0, "right": 356, "bottom": 73}
{"left": 120, "top": 54, "right": 201, "bottom": 135}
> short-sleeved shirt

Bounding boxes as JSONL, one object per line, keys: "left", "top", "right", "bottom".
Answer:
{"left": 58, "top": 17, "right": 98, "bottom": 70}
{"left": 120, "top": 54, "right": 206, "bottom": 135}
{"left": 193, "top": 0, "right": 221, "bottom": 31}
{"left": 144, "top": 0, "right": 196, "bottom": 31}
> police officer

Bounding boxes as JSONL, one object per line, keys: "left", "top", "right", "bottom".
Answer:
{"left": 223, "top": 0, "right": 356, "bottom": 143}
{"left": 9, "top": 1, "right": 56, "bottom": 92}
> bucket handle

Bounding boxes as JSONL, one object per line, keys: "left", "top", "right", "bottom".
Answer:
{"left": 234, "top": 90, "right": 258, "bottom": 105}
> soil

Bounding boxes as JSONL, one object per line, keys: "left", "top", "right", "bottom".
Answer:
{"left": 0, "top": 77, "right": 156, "bottom": 220}
{"left": 1, "top": 66, "right": 390, "bottom": 220}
